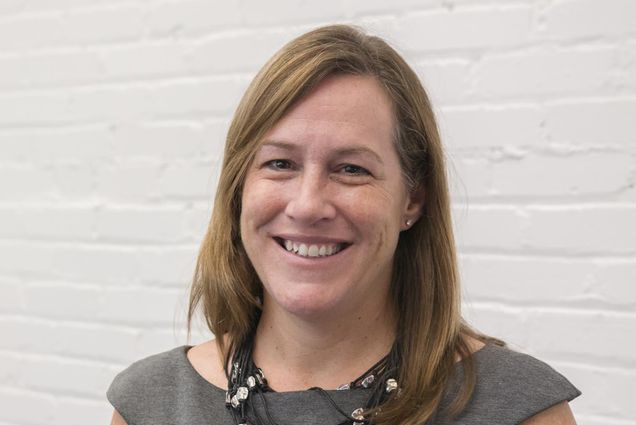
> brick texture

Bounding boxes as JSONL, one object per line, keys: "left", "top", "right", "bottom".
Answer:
{"left": 1, "top": 1, "right": 634, "bottom": 424}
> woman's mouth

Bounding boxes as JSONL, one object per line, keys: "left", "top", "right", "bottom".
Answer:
{"left": 273, "top": 237, "right": 350, "bottom": 258}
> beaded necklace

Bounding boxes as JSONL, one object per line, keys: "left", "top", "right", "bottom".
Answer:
{"left": 225, "top": 330, "right": 400, "bottom": 425}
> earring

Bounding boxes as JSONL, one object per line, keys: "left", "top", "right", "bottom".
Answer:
{"left": 405, "top": 219, "right": 412, "bottom": 227}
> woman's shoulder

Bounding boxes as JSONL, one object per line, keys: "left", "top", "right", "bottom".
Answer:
{"left": 443, "top": 343, "right": 581, "bottom": 424}
{"left": 107, "top": 343, "right": 228, "bottom": 425}
{"left": 108, "top": 346, "right": 187, "bottom": 392}
{"left": 107, "top": 346, "right": 190, "bottom": 411}
{"left": 474, "top": 344, "right": 578, "bottom": 390}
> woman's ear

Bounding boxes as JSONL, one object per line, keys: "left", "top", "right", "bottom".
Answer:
{"left": 402, "top": 185, "right": 425, "bottom": 230}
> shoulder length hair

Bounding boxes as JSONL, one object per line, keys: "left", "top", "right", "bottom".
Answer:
{"left": 188, "top": 24, "right": 502, "bottom": 424}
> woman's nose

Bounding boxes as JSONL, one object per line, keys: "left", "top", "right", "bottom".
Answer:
{"left": 284, "top": 170, "right": 336, "bottom": 225}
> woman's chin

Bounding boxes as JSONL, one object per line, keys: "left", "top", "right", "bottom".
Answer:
{"left": 267, "top": 290, "right": 345, "bottom": 321}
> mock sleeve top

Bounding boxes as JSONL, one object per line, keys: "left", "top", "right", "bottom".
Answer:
{"left": 107, "top": 343, "right": 581, "bottom": 425}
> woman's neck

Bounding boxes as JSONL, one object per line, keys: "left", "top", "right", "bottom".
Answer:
{"left": 252, "top": 301, "right": 396, "bottom": 392}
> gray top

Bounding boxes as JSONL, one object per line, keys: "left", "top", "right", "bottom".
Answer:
{"left": 107, "top": 344, "right": 581, "bottom": 425}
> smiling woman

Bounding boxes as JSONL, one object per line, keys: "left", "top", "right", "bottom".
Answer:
{"left": 107, "top": 25, "right": 580, "bottom": 425}
{"left": 240, "top": 74, "right": 418, "bottom": 322}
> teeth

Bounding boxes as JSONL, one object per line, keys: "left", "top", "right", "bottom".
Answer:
{"left": 281, "top": 239, "right": 343, "bottom": 258}
{"left": 308, "top": 245, "right": 319, "bottom": 257}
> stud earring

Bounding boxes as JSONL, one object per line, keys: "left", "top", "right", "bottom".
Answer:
{"left": 405, "top": 219, "right": 412, "bottom": 227}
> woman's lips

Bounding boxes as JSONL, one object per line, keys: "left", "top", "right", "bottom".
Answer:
{"left": 273, "top": 237, "right": 351, "bottom": 258}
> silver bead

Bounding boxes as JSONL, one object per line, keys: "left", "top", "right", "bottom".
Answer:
{"left": 351, "top": 407, "right": 365, "bottom": 421}
{"left": 247, "top": 376, "right": 256, "bottom": 389}
{"left": 231, "top": 395, "right": 240, "bottom": 408}
{"left": 360, "top": 374, "right": 375, "bottom": 388}
{"left": 385, "top": 378, "right": 398, "bottom": 393}
{"left": 225, "top": 391, "right": 231, "bottom": 405}
{"left": 231, "top": 362, "right": 240, "bottom": 383}
{"left": 337, "top": 383, "right": 350, "bottom": 390}
{"left": 255, "top": 368, "right": 265, "bottom": 385}
{"left": 236, "top": 386, "right": 249, "bottom": 401}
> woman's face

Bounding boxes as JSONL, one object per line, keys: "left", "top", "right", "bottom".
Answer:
{"left": 240, "top": 74, "right": 422, "bottom": 320}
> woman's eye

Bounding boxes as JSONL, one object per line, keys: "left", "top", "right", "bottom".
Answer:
{"left": 266, "top": 159, "right": 292, "bottom": 170}
{"left": 341, "top": 164, "right": 370, "bottom": 175}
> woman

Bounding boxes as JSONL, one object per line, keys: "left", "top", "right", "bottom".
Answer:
{"left": 108, "top": 25, "right": 580, "bottom": 425}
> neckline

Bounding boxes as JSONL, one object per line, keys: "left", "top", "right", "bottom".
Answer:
{"left": 180, "top": 343, "right": 495, "bottom": 396}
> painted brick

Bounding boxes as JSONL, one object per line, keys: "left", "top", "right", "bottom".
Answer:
{"left": 588, "top": 260, "right": 636, "bottom": 306}
{"left": 147, "top": 0, "right": 242, "bottom": 37}
{"left": 0, "top": 127, "right": 112, "bottom": 163}
{"left": 52, "top": 397, "right": 113, "bottom": 425}
{"left": 144, "top": 78, "right": 249, "bottom": 118}
{"left": 0, "top": 91, "right": 73, "bottom": 126}
{"left": 0, "top": 0, "right": 23, "bottom": 15}
{"left": 99, "top": 42, "right": 190, "bottom": 80}
{"left": 240, "top": 0, "right": 346, "bottom": 26}
{"left": 96, "top": 162, "right": 163, "bottom": 202}
{"left": 159, "top": 160, "right": 219, "bottom": 199}
{"left": 461, "top": 255, "right": 593, "bottom": 303}
{"left": 0, "top": 316, "right": 139, "bottom": 363}
{"left": 542, "top": 0, "right": 636, "bottom": 40}
{"left": 61, "top": 5, "right": 144, "bottom": 45}
{"left": 440, "top": 105, "right": 543, "bottom": 148}
{"left": 447, "top": 156, "right": 492, "bottom": 198}
{"left": 0, "top": 166, "right": 57, "bottom": 202}
{"left": 186, "top": 30, "right": 292, "bottom": 74}
{"left": 198, "top": 120, "right": 230, "bottom": 161}
{"left": 523, "top": 206, "right": 636, "bottom": 254}
{"left": 0, "top": 79, "right": 246, "bottom": 126}
{"left": 453, "top": 205, "right": 525, "bottom": 250}
{"left": 0, "top": 206, "right": 94, "bottom": 240}
{"left": 0, "top": 14, "right": 67, "bottom": 52}
{"left": 0, "top": 278, "right": 23, "bottom": 314}
{"left": 136, "top": 328, "right": 195, "bottom": 361}
{"left": 98, "top": 287, "right": 184, "bottom": 325}
{"left": 467, "top": 304, "right": 636, "bottom": 364}
{"left": 95, "top": 207, "right": 189, "bottom": 243}
{"left": 546, "top": 99, "right": 636, "bottom": 145}
{"left": 21, "top": 0, "right": 120, "bottom": 14}
{"left": 16, "top": 354, "right": 114, "bottom": 397}
{"left": 184, "top": 204, "right": 213, "bottom": 242}
{"left": 344, "top": 0, "right": 438, "bottom": 17}
{"left": 415, "top": 58, "right": 473, "bottom": 104}
{"left": 50, "top": 164, "right": 96, "bottom": 200}
{"left": 471, "top": 47, "right": 616, "bottom": 99}
{"left": 0, "top": 387, "right": 56, "bottom": 424}
{"left": 394, "top": 6, "right": 532, "bottom": 52}
{"left": 622, "top": 41, "right": 636, "bottom": 89}
{"left": 0, "top": 50, "right": 103, "bottom": 89}
{"left": 109, "top": 123, "right": 213, "bottom": 160}
{"left": 555, "top": 362, "right": 636, "bottom": 420}
{"left": 136, "top": 246, "right": 198, "bottom": 287}
{"left": 490, "top": 151, "right": 633, "bottom": 196}
{"left": 0, "top": 241, "right": 138, "bottom": 283}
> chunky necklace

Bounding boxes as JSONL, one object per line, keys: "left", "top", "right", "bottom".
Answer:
{"left": 225, "top": 332, "right": 400, "bottom": 425}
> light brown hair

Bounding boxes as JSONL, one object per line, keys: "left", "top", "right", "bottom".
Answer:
{"left": 188, "top": 24, "right": 503, "bottom": 424}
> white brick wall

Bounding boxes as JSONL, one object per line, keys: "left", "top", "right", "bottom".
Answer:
{"left": 0, "top": 1, "right": 634, "bottom": 424}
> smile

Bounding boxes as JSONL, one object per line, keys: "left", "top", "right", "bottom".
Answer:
{"left": 273, "top": 237, "right": 349, "bottom": 258}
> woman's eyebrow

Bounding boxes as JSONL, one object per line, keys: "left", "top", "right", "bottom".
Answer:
{"left": 334, "top": 147, "right": 384, "bottom": 165}
{"left": 259, "top": 141, "right": 296, "bottom": 151}
{"left": 259, "top": 141, "right": 384, "bottom": 165}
